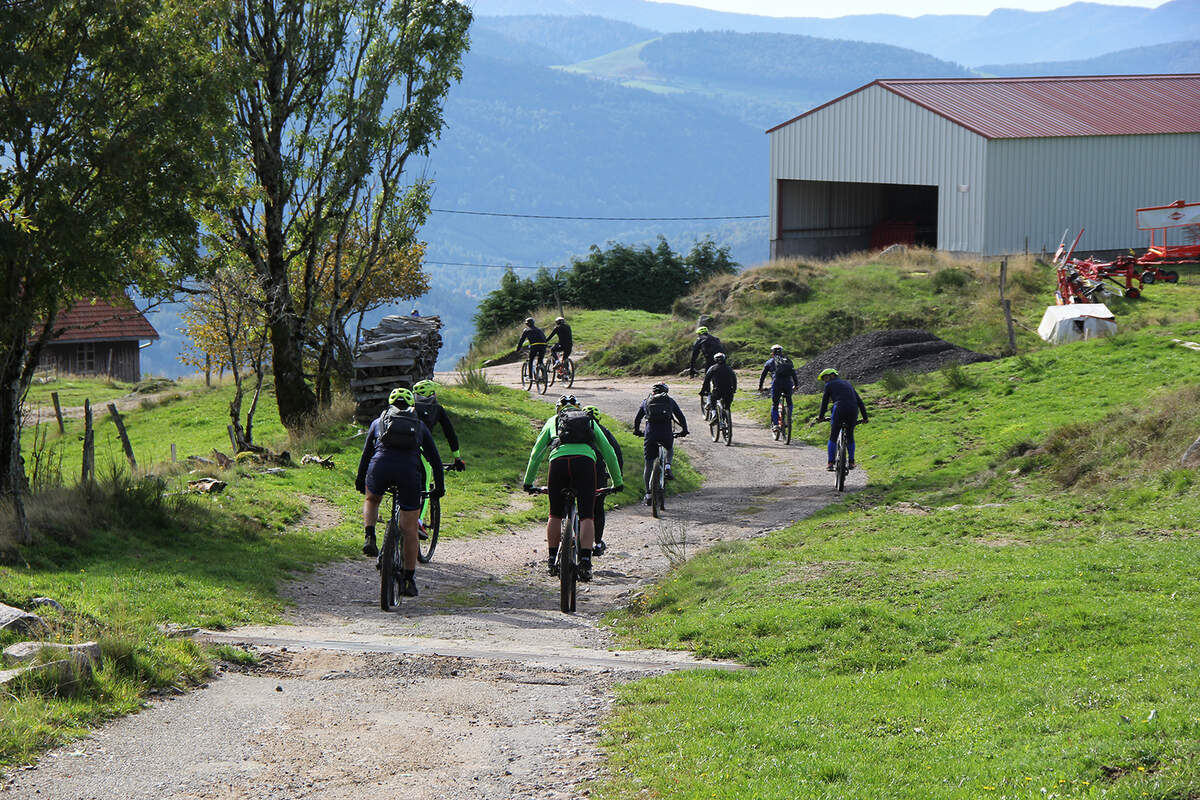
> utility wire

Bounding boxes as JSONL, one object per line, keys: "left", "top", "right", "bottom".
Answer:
{"left": 431, "top": 208, "right": 766, "bottom": 221}
{"left": 424, "top": 260, "right": 545, "bottom": 271}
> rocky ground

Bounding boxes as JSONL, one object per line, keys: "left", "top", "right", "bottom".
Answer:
{"left": 1, "top": 366, "right": 863, "bottom": 800}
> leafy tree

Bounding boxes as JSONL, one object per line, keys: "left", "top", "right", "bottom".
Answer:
{"left": 210, "top": 0, "right": 472, "bottom": 429}
{"left": 0, "top": 0, "right": 232, "bottom": 541}
{"left": 180, "top": 262, "right": 271, "bottom": 450}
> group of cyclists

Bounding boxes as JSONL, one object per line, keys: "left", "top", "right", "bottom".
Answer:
{"left": 355, "top": 317, "right": 868, "bottom": 602}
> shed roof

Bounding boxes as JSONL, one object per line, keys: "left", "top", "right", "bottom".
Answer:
{"left": 51, "top": 297, "right": 160, "bottom": 344}
{"left": 767, "top": 74, "right": 1200, "bottom": 140}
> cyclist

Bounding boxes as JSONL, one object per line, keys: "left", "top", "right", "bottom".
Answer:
{"left": 700, "top": 352, "right": 737, "bottom": 417}
{"left": 355, "top": 386, "right": 445, "bottom": 598}
{"left": 758, "top": 344, "right": 799, "bottom": 434}
{"left": 689, "top": 326, "right": 726, "bottom": 378}
{"left": 412, "top": 379, "right": 466, "bottom": 537}
{"left": 633, "top": 383, "right": 688, "bottom": 503}
{"left": 816, "top": 368, "right": 869, "bottom": 471}
{"left": 523, "top": 395, "right": 623, "bottom": 583}
{"left": 515, "top": 317, "right": 548, "bottom": 376}
{"left": 545, "top": 316, "right": 573, "bottom": 372}
{"left": 583, "top": 405, "right": 622, "bottom": 557}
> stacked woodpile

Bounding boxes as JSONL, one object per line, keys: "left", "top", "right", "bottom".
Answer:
{"left": 351, "top": 315, "right": 443, "bottom": 423}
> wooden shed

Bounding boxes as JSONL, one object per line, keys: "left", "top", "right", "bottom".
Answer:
{"left": 41, "top": 297, "right": 160, "bottom": 383}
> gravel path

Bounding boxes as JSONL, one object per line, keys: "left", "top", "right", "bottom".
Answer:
{"left": 1, "top": 366, "right": 863, "bottom": 800}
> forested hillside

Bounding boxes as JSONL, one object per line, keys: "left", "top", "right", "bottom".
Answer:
{"left": 981, "top": 39, "right": 1200, "bottom": 77}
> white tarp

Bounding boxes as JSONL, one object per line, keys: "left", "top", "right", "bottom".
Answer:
{"left": 1038, "top": 304, "right": 1118, "bottom": 345}
{"left": 1136, "top": 202, "right": 1200, "bottom": 230}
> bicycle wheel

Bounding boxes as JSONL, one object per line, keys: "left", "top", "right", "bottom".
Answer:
{"left": 379, "top": 516, "right": 400, "bottom": 611}
{"left": 772, "top": 403, "right": 781, "bottom": 441}
{"left": 547, "top": 359, "right": 558, "bottom": 387}
{"left": 835, "top": 432, "right": 848, "bottom": 492}
{"left": 650, "top": 457, "right": 663, "bottom": 519}
{"left": 559, "top": 500, "right": 577, "bottom": 613}
{"left": 710, "top": 409, "right": 720, "bottom": 442}
{"left": 723, "top": 406, "right": 733, "bottom": 446}
{"left": 564, "top": 357, "right": 575, "bottom": 388}
{"left": 784, "top": 405, "right": 792, "bottom": 445}
{"left": 521, "top": 360, "right": 532, "bottom": 391}
{"left": 418, "top": 493, "right": 439, "bottom": 563}
{"left": 535, "top": 363, "right": 549, "bottom": 394}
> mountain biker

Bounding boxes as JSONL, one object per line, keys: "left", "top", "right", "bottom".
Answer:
{"left": 412, "top": 379, "right": 466, "bottom": 537}
{"left": 689, "top": 326, "right": 726, "bottom": 378}
{"left": 633, "top": 383, "right": 688, "bottom": 504}
{"left": 583, "top": 404, "right": 622, "bottom": 557}
{"left": 758, "top": 344, "right": 799, "bottom": 433}
{"left": 545, "top": 316, "right": 573, "bottom": 367}
{"left": 516, "top": 317, "right": 547, "bottom": 375}
{"left": 700, "top": 352, "right": 737, "bottom": 416}
{"left": 523, "top": 394, "right": 623, "bottom": 583}
{"left": 355, "top": 386, "right": 445, "bottom": 598}
{"left": 816, "top": 367, "right": 869, "bottom": 471}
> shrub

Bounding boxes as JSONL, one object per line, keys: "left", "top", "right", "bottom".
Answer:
{"left": 880, "top": 370, "right": 910, "bottom": 393}
{"left": 932, "top": 267, "right": 970, "bottom": 292}
{"left": 940, "top": 363, "right": 977, "bottom": 390}
{"left": 456, "top": 365, "right": 499, "bottom": 394}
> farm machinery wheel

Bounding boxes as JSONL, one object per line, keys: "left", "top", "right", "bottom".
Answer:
{"left": 1164, "top": 270, "right": 1180, "bottom": 284}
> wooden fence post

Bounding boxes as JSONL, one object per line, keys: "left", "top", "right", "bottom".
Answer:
{"left": 50, "top": 392, "right": 64, "bottom": 434}
{"left": 170, "top": 443, "right": 177, "bottom": 463}
{"left": 999, "top": 258, "right": 1016, "bottom": 355}
{"left": 107, "top": 403, "right": 137, "bottom": 472}
{"left": 205, "top": 353, "right": 211, "bottom": 388}
{"left": 82, "top": 400, "right": 94, "bottom": 486}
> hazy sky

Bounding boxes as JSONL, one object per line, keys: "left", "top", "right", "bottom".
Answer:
{"left": 647, "top": 0, "right": 1165, "bottom": 18}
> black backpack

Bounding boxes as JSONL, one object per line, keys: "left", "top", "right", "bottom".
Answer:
{"left": 414, "top": 397, "right": 439, "bottom": 428}
{"left": 378, "top": 407, "right": 420, "bottom": 450}
{"left": 554, "top": 408, "right": 594, "bottom": 447}
{"left": 645, "top": 393, "right": 672, "bottom": 423}
{"left": 773, "top": 355, "right": 794, "bottom": 378}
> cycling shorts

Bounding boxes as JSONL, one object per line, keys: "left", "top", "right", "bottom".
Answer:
{"left": 547, "top": 455, "right": 597, "bottom": 520}
{"left": 365, "top": 457, "right": 424, "bottom": 511}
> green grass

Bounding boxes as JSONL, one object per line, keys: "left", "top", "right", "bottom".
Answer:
{"left": 2, "top": 377, "right": 698, "bottom": 765}
{"left": 599, "top": 324, "right": 1200, "bottom": 799}
{"left": 24, "top": 375, "right": 137, "bottom": 412}
{"left": 483, "top": 252, "right": 1200, "bottom": 377}
{"left": 466, "top": 306, "right": 672, "bottom": 369}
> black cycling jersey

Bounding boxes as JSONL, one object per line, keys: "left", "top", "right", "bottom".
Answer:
{"left": 517, "top": 325, "right": 547, "bottom": 350}
{"left": 819, "top": 378, "right": 869, "bottom": 422}
{"left": 759, "top": 355, "right": 799, "bottom": 391}
{"left": 689, "top": 333, "right": 725, "bottom": 373}
{"left": 414, "top": 398, "right": 460, "bottom": 454}
{"left": 701, "top": 363, "right": 737, "bottom": 398}
{"left": 546, "top": 322, "right": 573, "bottom": 352}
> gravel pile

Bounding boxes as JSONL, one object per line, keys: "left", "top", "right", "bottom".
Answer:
{"left": 795, "top": 329, "right": 993, "bottom": 394}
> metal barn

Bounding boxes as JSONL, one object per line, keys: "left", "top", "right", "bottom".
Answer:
{"left": 768, "top": 75, "right": 1200, "bottom": 259}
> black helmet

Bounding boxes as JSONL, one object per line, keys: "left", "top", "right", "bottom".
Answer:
{"left": 651, "top": 382, "right": 669, "bottom": 395}
{"left": 525, "top": 317, "right": 535, "bottom": 326}
{"left": 713, "top": 352, "right": 726, "bottom": 362}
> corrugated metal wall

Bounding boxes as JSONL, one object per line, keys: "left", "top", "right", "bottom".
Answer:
{"left": 769, "top": 85, "right": 989, "bottom": 253}
{"left": 985, "top": 134, "right": 1200, "bottom": 255}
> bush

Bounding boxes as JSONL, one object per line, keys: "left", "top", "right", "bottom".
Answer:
{"left": 880, "top": 370, "right": 910, "bottom": 393}
{"left": 932, "top": 267, "right": 970, "bottom": 292}
{"left": 456, "top": 365, "right": 499, "bottom": 394}
{"left": 940, "top": 363, "right": 977, "bottom": 390}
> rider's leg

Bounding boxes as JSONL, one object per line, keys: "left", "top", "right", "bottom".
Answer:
{"left": 594, "top": 496, "right": 606, "bottom": 542}
{"left": 546, "top": 516, "right": 563, "bottom": 549}
{"left": 362, "top": 491, "right": 382, "bottom": 553}
{"left": 399, "top": 508, "right": 420, "bottom": 570}
{"left": 770, "top": 387, "right": 782, "bottom": 425}
{"left": 418, "top": 455, "right": 431, "bottom": 525}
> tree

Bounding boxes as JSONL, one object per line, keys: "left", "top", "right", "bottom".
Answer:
{"left": 212, "top": 0, "right": 472, "bottom": 429}
{"left": 0, "top": 0, "right": 232, "bottom": 541}
{"left": 180, "top": 262, "right": 271, "bottom": 450}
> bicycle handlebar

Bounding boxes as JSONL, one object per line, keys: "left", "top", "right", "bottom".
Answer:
{"left": 527, "top": 486, "right": 620, "bottom": 497}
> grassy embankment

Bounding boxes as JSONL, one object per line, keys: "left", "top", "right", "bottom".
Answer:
{"left": 598, "top": 325, "right": 1200, "bottom": 799}
{"left": 469, "top": 251, "right": 1200, "bottom": 377}
{"left": 1, "top": 375, "right": 698, "bottom": 766}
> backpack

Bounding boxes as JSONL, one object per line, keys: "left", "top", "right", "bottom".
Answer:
{"left": 413, "top": 397, "right": 438, "bottom": 428}
{"left": 554, "top": 408, "right": 594, "bottom": 447}
{"left": 645, "top": 393, "right": 672, "bottom": 423}
{"left": 773, "top": 355, "right": 794, "bottom": 378}
{"left": 378, "top": 407, "right": 420, "bottom": 450}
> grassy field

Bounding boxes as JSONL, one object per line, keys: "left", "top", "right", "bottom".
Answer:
{"left": 465, "top": 306, "right": 672, "bottom": 368}
{"left": 23, "top": 374, "right": 138, "bottom": 412}
{"left": 1, "top": 375, "right": 699, "bottom": 765}
{"left": 472, "top": 251, "right": 1200, "bottom": 377}
{"left": 600, "top": 324, "right": 1200, "bottom": 799}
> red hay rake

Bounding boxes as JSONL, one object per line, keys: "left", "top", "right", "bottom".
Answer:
{"left": 1053, "top": 201, "right": 1197, "bottom": 305}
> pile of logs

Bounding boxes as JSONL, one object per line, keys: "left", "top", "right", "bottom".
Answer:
{"left": 351, "top": 315, "right": 443, "bottom": 423}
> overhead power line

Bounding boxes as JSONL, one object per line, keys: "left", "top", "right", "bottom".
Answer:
{"left": 431, "top": 208, "right": 767, "bottom": 221}
{"left": 424, "top": 260, "right": 544, "bottom": 271}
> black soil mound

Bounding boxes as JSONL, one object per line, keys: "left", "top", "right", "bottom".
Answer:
{"left": 795, "top": 329, "right": 993, "bottom": 394}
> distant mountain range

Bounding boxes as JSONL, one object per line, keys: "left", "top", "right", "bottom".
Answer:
{"left": 138, "top": 6, "right": 1200, "bottom": 375}
{"left": 471, "top": 0, "right": 1200, "bottom": 67}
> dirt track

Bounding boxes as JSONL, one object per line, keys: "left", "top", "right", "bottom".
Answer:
{"left": 1, "top": 365, "right": 863, "bottom": 800}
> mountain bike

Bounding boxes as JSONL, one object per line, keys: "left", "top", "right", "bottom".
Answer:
{"left": 530, "top": 485, "right": 617, "bottom": 613}
{"left": 379, "top": 487, "right": 410, "bottom": 611}
{"left": 639, "top": 428, "right": 686, "bottom": 519}
{"left": 833, "top": 424, "right": 849, "bottom": 492}
{"left": 709, "top": 396, "right": 733, "bottom": 446}
{"left": 519, "top": 349, "right": 549, "bottom": 394}
{"left": 548, "top": 348, "right": 574, "bottom": 388}
{"left": 417, "top": 464, "right": 458, "bottom": 564}
{"left": 699, "top": 390, "right": 713, "bottom": 422}
{"left": 773, "top": 393, "right": 793, "bottom": 445}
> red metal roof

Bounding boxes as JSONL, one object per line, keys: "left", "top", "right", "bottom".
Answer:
{"left": 51, "top": 297, "right": 160, "bottom": 343}
{"left": 768, "top": 74, "right": 1200, "bottom": 139}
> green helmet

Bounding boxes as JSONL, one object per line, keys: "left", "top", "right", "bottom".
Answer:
{"left": 583, "top": 404, "right": 600, "bottom": 418}
{"left": 696, "top": 326, "right": 709, "bottom": 335}
{"left": 389, "top": 386, "right": 414, "bottom": 407}
{"left": 413, "top": 379, "right": 438, "bottom": 397}
{"left": 818, "top": 368, "right": 839, "bottom": 381}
